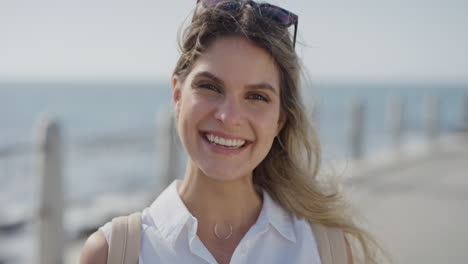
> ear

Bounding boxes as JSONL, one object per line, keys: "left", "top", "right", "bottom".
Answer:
{"left": 276, "top": 111, "right": 286, "bottom": 136}
{"left": 172, "top": 75, "right": 182, "bottom": 118}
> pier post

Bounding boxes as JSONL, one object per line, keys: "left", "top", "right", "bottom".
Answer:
{"left": 349, "top": 100, "right": 365, "bottom": 160}
{"left": 464, "top": 95, "right": 468, "bottom": 132}
{"left": 423, "top": 95, "right": 441, "bottom": 141}
{"left": 35, "top": 116, "right": 64, "bottom": 264}
{"left": 156, "top": 107, "right": 178, "bottom": 192}
{"left": 386, "top": 97, "right": 405, "bottom": 150}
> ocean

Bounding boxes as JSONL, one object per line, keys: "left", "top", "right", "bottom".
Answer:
{"left": 0, "top": 80, "right": 467, "bottom": 262}
{"left": 1, "top": 81, "right": 467, "bottom": 207}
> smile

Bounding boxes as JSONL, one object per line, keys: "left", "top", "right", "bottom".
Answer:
{"left": 206, "top": 133, "right": 245, "bottom": 148}
{"left": 200, "top": 131, "right": 250, "bottom": 151}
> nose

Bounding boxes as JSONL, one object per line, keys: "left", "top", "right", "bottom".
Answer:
{"left": 214, "top": 96, "right": 245, "bottom": 128}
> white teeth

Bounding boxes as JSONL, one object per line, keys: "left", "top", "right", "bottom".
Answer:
{"left": 205, "top": 133, "right": 246, "bottom": 148}
{"left": 219, "top": 137, "right": 226, "bottom": 146}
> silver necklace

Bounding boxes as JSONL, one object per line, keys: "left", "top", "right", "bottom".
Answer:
{"left": 213, "top": 223, "right": 233, "bottom": 240}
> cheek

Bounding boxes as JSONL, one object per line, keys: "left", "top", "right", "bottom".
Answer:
{"left": 178, "top": 93, "right": 213, "bottom": 129}
{"left": 187, "top": 96, "right": 212, "bottom": 118}
{"left": 252, "top": 110, "right": 281, "bottom": 140}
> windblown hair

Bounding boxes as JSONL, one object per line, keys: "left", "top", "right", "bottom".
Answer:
{"left": 173, "top": 3, "right": 387, "bottom": 263}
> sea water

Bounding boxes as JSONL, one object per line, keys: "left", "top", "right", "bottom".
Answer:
{"left": 0, "top": 80, "right": 467, "bottom": 262}
{"left": 0, "top": 81, "right": 467, "bottom": 207}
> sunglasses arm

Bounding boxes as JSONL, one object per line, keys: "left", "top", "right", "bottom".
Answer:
{"left": 293, "top": 21, "right": 298, "bottom": 48}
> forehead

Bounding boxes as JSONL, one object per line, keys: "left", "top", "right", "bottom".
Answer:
{"left": 188, "top": 35, "right": 280, "bottom": 91}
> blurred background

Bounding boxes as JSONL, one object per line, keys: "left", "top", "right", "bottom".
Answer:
{"left": 0, "top": 0, "right": 467, "bottom": 263}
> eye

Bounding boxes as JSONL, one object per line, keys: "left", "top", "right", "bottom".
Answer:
{"left": 247, "top": 93, "right": 270, "bottom": 102}
{"left": 198, "top": 82, "right": 220, "bottom": 92}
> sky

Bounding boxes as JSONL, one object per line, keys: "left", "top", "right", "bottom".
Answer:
{"left": 0, "top": 0, "right": 467, "bottom": 82}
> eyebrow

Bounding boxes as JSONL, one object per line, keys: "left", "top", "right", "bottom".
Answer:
{"left": 246, "top": 83, "right": 278, "bottom": 96}
{"left": 193, "top": 71, "right": 225, "bottom": 86}
{"left": 193, "top": 71, "right": 278, "bottom": 96}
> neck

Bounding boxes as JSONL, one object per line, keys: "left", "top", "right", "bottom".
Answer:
{"left": 178, "top": 161, "right": 263, "bottom": 232}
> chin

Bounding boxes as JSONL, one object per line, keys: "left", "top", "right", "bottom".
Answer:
{"left": 201, "top": 165, "right": 252, "bottom": 182}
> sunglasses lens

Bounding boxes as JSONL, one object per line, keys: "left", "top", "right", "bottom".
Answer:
{"left": 258, "top": 7, "right": 292, "bottom": 26}
{"left": 202, "top": 0, "right": 239, "bottom": 10}
{"left": 202, "top": 0, "right": 223, "bottom": 7}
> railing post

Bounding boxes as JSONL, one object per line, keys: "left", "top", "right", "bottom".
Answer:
{"left": 349, "top": 100, "right": 365, "bottom": 160}
{"left": 463, "top": 95, "right": 468, "bottom": 132}
{"left": 35, "top": 116, "right": 64, "bottom": 264}
{"left": 424, "top": 95, "right": 441, "bottom": 141}
{"left": 156, "top": 106, "right": 178, "bottom": 192}
{"left": 386, "top": 97, "right": 405, "bottom": 150}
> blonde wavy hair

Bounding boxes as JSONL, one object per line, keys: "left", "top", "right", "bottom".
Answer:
{"left": 173, "top": 3, "right": 389, "bottom": 263}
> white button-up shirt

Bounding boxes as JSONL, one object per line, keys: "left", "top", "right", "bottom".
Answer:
{"left": 100, "top": 180, "right": 321, "bottom": 264}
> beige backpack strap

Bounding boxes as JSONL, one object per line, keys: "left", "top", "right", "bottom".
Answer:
{"left": 107, "top": 212, "right": 142, "bottom": 264}
{"left": 311, "top": 223, "right": 348, "bottom": 264}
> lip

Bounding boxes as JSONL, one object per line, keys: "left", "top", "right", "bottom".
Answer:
{"left": 200, "top": 130, "right": 250, "bottom": 141}
{"left": 199, "top": 130, "right": 252, "bottom": 155}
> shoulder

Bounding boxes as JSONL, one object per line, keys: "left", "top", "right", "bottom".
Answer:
{"left": 79, "top": 230, "right": 108, "bottom": 264}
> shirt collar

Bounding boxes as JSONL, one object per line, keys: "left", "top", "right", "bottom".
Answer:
{"left": 149, "top": 180, "right": 194, "bottom": 245}
{"left": 148, "top": 180, "right": 297, "bottom": 245}
{"left": 260, "top": 188, "right": 297, "bottom": 243}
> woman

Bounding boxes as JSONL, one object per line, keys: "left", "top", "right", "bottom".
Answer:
{"left": 81, "top": 0, "right": 385, "bottom": 263}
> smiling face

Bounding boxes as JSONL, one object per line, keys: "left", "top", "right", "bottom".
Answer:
{"left": 172, "top": 35, "right": 285, "bottom": 182}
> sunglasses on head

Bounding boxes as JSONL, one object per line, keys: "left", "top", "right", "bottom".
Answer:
{"left": 194, "top": 0, "right": 299, "bottom": 48}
